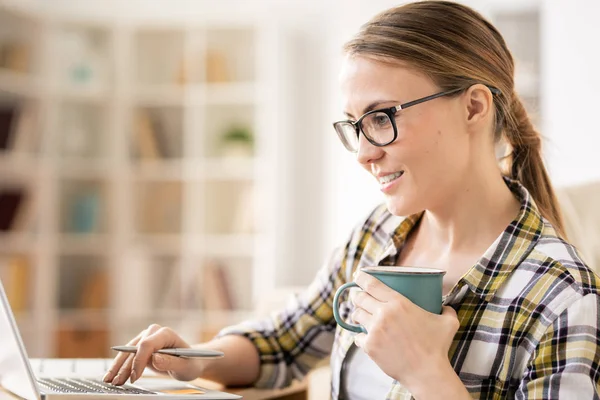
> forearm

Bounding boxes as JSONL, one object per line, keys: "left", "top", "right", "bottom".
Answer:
{"left": 194, "top": 335, "right": 261, "bottom": 387}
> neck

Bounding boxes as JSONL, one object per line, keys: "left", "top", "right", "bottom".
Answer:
{"left": 418, "top": 168, "right": 521, "bottom": 257}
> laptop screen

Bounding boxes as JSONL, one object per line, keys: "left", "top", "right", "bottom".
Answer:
{"left": 0, "top": 278, "right": 40, "bottom": 400}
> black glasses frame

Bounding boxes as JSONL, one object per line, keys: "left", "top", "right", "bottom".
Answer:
{"left": 333, "top": 85, "right": 501, "bottom": 152}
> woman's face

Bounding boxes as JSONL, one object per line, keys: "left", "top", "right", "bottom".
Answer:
{"left": 339, "top": 55, "right": 474, "bottom": 216}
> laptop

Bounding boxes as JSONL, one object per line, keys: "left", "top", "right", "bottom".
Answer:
{"left": 0, "top": 279, "right": 241, "bottom": 399}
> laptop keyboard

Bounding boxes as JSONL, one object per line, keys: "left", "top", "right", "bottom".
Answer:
{"left": 37, "top": 377, "right": 156, "bottom": 395}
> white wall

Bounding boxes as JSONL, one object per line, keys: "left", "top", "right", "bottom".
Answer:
{"left": 541, "top": 0, "right": 600, "bottom": 187}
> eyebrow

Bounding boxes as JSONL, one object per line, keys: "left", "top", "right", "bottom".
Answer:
{"left": 343, "top": 100, "right": 400, "bottom": 119}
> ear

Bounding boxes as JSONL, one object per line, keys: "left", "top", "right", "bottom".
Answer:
{"left": 464, "top": 84, "right": 494, "bottom": 127}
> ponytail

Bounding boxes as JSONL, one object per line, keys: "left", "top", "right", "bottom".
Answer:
{"left": 503, "top": 94, "right": 567, "bottom": 238}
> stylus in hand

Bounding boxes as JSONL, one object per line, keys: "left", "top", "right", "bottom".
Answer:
{"left": 111, "top": 345, "right": 225, "bottom": 359}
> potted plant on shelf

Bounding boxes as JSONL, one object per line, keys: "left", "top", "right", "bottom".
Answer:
{"left": 219, "top": 124, "right": 253, "bottom": 158}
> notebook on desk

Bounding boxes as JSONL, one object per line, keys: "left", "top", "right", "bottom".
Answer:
{"left": 0, "top": 279, "right": 241, "bottom": 399}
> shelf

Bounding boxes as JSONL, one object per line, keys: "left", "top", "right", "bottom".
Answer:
{"left": 205, "top": 82, "right": 257, "bottom": 105}
{"left": 58, "top": 309, "right": 110, "bottom": 324}
{"left": 130, "top": 159, "right": 185, "bottom": 180}
{"left": 203, "top": 158, "right": 255, "bottom": 180}
{"left": 0, "top": 69, "right": 41, "bottom": 98}
{"left": 114, "top": 309, "right": 256, "bottom": 327}
{"left": 58, "top": 161, "right": 113, "bottom": 179}
{"left": 58, "top": 234, "right": 110, "bottom": 255}
{"left": 133, "top": 234, "right": 184, "bottom": 254}
{"left": 0, "top": 14, "right": 278, "bottom": 359}
{"left": 58, "top": 85, "right": 112, "bottom": 103}
{"left": 0, "top": 153, "right": 41, "bottom": 180}
{"left": 202, "top": 234, "right": 254, "bottom": 257}
{"left": 0, "top": 232, "right": 37, "bottom": 253}
{"left": 135, "top": 85, "right": 186, "bottom": 106}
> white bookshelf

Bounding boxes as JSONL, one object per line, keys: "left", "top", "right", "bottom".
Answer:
{"left": 0, "top": 0, "right": 283, "bottom": 358}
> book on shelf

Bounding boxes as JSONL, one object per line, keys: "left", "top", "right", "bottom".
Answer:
{"left": 132, "top": 108, "right": 179, "bottom": 160}
{"left": 79, "top": 268, "right": 108, "bottom": 309}
{"left": 67, "top": 190, "right": 101, "bottom": 234}
{"left": 0, "top": 106, "right": 17, "bottom": 151}
{"left": 206, "top": 50, "right": 230, "bottom": 83}
{"left": 133, "top": 109, "right": 162, "bottom": 160}
{"left": 56, "top": 322, "right": 109, "bottom": 358}
{"left": 0, "top": 42, "right": 30, "bottom": 73}
{"left": 0, "top": 188, "right": 26, "bottom": 232}
{"left": 0, "top": 103, "right": 39, "bottom": 154}
{"left": 0, "top": 255, "right": 30, "bottom": 312}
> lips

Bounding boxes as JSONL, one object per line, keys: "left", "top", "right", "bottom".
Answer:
{"left": 378, "top": 171, "right": 404, "bottom": 184}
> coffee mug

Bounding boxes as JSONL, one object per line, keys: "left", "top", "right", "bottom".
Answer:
{"left": 333, "top": 266, "right": 446, "bottom": 333}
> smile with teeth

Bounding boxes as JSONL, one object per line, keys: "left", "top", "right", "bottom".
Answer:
{"left": 379, "top": 171, "right": 404, "bottom": 184}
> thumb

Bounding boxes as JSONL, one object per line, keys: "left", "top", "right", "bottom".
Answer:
{"left": 441, "top": 305, "right": 457, "bottom": 319}
{"left": 152, "top": 354, "right": 202, "bottom": 381}
{"left": 152, "top": 354, "right": 184, "bottom": 372}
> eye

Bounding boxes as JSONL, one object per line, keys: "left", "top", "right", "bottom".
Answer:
{"left": 373, "top": 113, "right": 391, "bottom": 127}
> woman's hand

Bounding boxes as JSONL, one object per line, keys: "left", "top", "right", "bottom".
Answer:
{"left": 103, "top": 324, "right": 206, "bottom": 385}
{"left": 351, "top": 270, "right": 462, "bottom": 396}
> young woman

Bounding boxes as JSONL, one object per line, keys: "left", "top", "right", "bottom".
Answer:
{"left": 104, "top": 2, "right": 600, "bottom": 398}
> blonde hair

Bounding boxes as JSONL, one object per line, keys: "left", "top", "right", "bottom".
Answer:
{"left": 344, "top": 0, "right": 566, "bottom": 237}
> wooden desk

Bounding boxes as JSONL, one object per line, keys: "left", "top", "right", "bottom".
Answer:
{"left": 195, "top": 379, "right": 307, "bottom": 400}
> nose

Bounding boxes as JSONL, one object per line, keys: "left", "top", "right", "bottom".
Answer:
{"left": 356, "top": 132, "right": 384, "bottom": 165}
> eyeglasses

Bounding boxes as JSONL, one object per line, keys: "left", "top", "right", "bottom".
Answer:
{"left": 333, "top": 85, "right": 501, "bottom": 153}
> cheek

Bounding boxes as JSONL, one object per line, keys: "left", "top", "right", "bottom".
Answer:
{"left": 401, "top": 118, "right": 467, "bottom": 175}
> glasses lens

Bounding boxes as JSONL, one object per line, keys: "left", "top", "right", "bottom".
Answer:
{"left": 362, "top": 112, "right": 394, "bottom": 145}
{"left": 334, "top": 122, "right": 359, "bottom": 152}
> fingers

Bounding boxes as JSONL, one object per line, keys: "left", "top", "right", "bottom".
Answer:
{"left": 103, "top": 331, "right": 143, "bottom": 383}
{"left": 111, "top": 354, "right": 135, "bottom": 386}
{"left": 130, "top": 325, "right": 193, "bottom": 383}
{"left": 352, "top": 306, "right": 373, "bottom": 332}
{"left": 104, "top": 323, "right": 165, "bottom": 385}
{"left": 354, "top": 271, "right": 397, "bottom": 302}
{"left": 352, "top": 290, "right": 380, "bottom": 315}
{"left": 130, "top": 326, "right": 173, "bottom": 382}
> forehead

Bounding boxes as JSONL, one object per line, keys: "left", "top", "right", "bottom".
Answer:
{"left": 339, "top": 55, "right": 436, "bottom": 113}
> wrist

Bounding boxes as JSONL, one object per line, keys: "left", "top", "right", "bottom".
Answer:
{"left": 407, "top": 361, "right": 469, "bottom": 400}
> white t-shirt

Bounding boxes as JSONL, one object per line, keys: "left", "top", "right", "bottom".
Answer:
{"left": 342, "top": 345, "right": 394, "bottom": 400}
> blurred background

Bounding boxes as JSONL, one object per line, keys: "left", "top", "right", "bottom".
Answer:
{"left": 0, "top": 0, "right": 598, "bottom": 359}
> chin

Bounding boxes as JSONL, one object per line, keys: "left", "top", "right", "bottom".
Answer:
{"left": 384, "top": 195, "right": 422, "bottom": 217}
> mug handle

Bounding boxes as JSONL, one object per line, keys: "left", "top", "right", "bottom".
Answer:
{"left": 333, "top": 282, "right": 367, "bottom": 334}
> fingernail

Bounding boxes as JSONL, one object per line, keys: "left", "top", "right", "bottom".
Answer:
{"left": 130, "top": 371, "right": 137, "bottom": 383}
{"left": 111, "top": 376, "right": 119, "bottom": 385}
{"left": 102, "top": 373, "right": 111, "bottom": 383}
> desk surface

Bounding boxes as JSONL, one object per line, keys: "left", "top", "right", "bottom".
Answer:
{"left": 0, "top": 379, "right": 307, "bottom": 400}
{"left": 196, "top": 379, "right": 307, "bottom": 400}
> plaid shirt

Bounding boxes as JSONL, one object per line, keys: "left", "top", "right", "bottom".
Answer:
{"left": 219, "top": 179, "right": 600, "bottom": 399}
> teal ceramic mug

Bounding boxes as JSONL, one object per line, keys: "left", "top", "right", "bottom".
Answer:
{"left": 333, "top": 266, "right": 446, "bottom": 333}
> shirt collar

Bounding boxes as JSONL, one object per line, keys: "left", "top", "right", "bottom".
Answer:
{"left": 380, "top": 177, "right": 545, "bottom": 302}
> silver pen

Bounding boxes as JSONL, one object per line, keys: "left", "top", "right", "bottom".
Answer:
{"left": 111, "top": 345, "right": 225, "bottom": 359}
